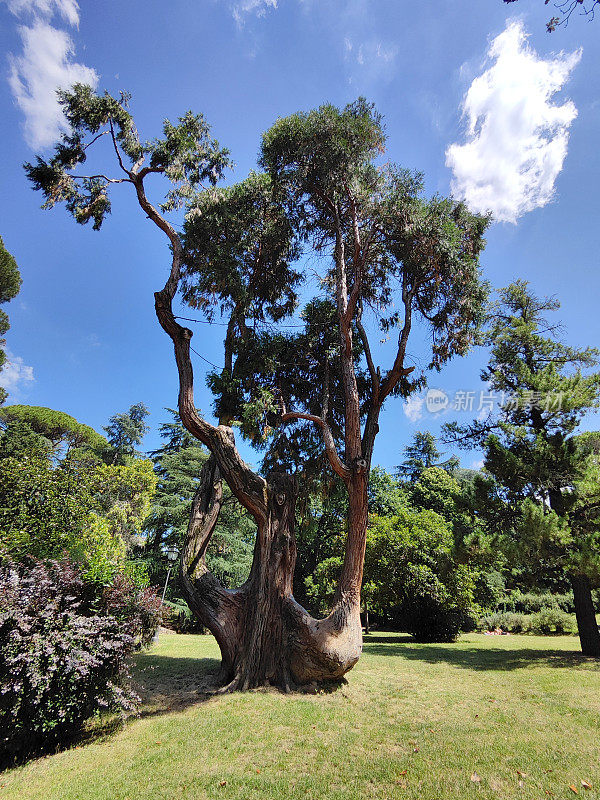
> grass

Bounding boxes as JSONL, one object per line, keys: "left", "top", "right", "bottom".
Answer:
{"left": 2, "top": 632, "right": 600, "bottom": 800}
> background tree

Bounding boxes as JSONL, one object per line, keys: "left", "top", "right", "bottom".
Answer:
{"left": 396, "top": 431, "right": 459, "bottom": 482}
{"left": 0, "top": 236, "right": 22, "bottom": 404}
{"left": 445, "top": 281, "right": 600, "bottom": 655}
{"left": 0, "top": 404, "right": 155, "bottom": 584}
{"left": 144, "top": 410, "right": 254, "bottom": 588}
{"left": 27, "top": 87, "right": 488, "bottom": 689}
{"left": 0, "top": 404, "right": 107, "bottom": 459}
{"left": 364, "top": 508, "right": 476, "bottom": 642}
{"left": 104, "top": 402, "right": 150, "bottom": 464}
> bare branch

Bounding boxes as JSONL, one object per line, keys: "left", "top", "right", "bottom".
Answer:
{"left": 82, "top": 131, "right": 109, "bottom": 151}
{"left": 72, "top": 174, "right": 131, "bottom": 184}
{"left": 108, "top": 119, "right": 131, "bottom": 178}
{"left": 379, "top": 276, "right": 416, "bottom": 401}
{"left": 356, "top": 304, "right": 379, "bottom": 398}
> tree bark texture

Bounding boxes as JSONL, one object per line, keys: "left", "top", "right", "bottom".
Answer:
{"left": 571, "top": 574, "right": 600, "bottom": 657}
{"left": 179, "top": 454, "right": 363, "bottom": 690}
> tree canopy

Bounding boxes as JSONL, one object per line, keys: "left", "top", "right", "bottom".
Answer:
{"left": 0, "top": 237, "right": 22, "bottom": 403}
{"left": 0, "top": 405, "right": 107, "bottom": 457}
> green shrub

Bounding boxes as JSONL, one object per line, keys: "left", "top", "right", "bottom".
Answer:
{"left": 364, "top": 511, "right": 477, "bottom": 642}
{"left": 504, "top": 591, "right": 574, "bottom": 615}
{"left": 478, "top": 612, "right": 528, "bottom": 633}
{"left": 528, "top": 608, "right": 575, "bottom": 635}
{"left": 478, "top": 608, "right": 576, "bottom": 635}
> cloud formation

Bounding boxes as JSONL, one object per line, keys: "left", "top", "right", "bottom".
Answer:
{"left": 5, "top": 0, "right": 98, "bottom": 149}
{"left": 403, "top": 394, "right": 424, "bottom": 423}
{"left": 0, "top": 350, "right": 34, "bottom": 395}
{"left": 6, "top": 0, "right": 80, "bottom": 26}
{"left": 446, "top": 21, "right": 581, "bottom": 223}
{"left": 231, "top": 0, "right": 278, "bottom": 26}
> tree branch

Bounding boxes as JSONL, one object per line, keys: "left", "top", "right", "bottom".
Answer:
{"left": 356, "top": 305, "right": 379, "bottom": 398}
{"left": 125, "top": 173, "right": 268, "bottom": 521}
{"left": 72, "top": 174, "right": 131, "bottom": 184}
{"left": 379, "top": 277, "right": 415, "bottom": 402}
{"left": 108, "top": 119, "right": 131, "bottom": 178}
{"left": 281, "top": 411, "right": 351, "bottom": 481}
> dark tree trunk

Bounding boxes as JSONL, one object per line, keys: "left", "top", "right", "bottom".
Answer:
{"left": 179, "top": 455, "right": 363, "bottom": 690}
{"left": 571, "top": 574, "right": 600, "bottom": 657}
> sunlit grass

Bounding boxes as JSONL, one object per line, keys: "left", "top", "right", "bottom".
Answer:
{"left": 2, "top": 631, "right": 599, "bottom": 800}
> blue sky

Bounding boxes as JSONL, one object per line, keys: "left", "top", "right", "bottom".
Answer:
{"left": 0, "top": 0, "right": 599, "bottom": 472}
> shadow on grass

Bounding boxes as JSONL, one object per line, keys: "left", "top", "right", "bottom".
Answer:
{"left": 362, "top": 635, "right": 598, "bottom": 671}
{"left": 132, "top": 653, "right": 222, "bottom": 716}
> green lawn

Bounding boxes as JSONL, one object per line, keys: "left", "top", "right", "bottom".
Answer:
{"left": 2, "top": 632, "right": 600, "bottom": 800}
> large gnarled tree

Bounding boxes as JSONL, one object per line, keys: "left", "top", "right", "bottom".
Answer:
{"left": 27, "top": 88, "right": 488, "bottom": 689}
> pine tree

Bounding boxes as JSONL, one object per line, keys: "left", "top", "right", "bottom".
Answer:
{"left": 104, "top": 402, "right": 150, "bottom": 464}
{"left": 146, "top": 410, "right": 254, "bottom": 588}
{"left": 396, "top": 431, "right": 459, "bottom": 482}
{"left": 445, "top": 281, "right": 600, "bottom": 655}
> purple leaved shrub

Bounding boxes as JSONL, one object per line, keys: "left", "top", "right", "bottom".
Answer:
{"left": 0, "top": 557, "right": 161, "bottom": 766}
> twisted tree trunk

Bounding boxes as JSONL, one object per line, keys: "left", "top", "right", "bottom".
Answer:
{"left": 179, "top": 453, "right": 363, "bottom": 689}
{"left": 132, "top": 174, "right": 375, "bottom": 690}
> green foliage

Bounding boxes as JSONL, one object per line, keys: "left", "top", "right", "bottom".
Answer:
{"left": 478, "top": 611, "right": 528, "bottom": 633}
{"left": 367, "top": 466, "right": 406, "bottom": 516}
{"left": 396, "top": 431, "right": 458, "bottom": 482}
{"left": 182, "top": 171, "right": 302, "bottom": 325}
{"left": 145, "top": 410, "right": 254, "bottom": 589}
{"left": 0, "top": 455, "right": 102, "bottom": 563}
{"left": 103, "top": 402, "right": 149, "bottom": 465}
{"left": 0, "top": 405, "right": 108, "bottom": 458}
{"left": 445, "top": 281, "right": 600, "bottom": 591}
{"left": 502, "top": 590, "right": 575, "bottom": 614}
{"left": 478, "top": 608, "right": 575, "bottom": 635}
{"left": 25, "top": 85, "right": 231, "bottom": 230}
{"left": 0, "top": 450, "right": 155, "bottom": 585}
{"left": 529, "top": 607, "right": 575, "bottom": 635}
{"left": 304, "top": 556, "right": 343, "bottom": 615}
{"left": 93, "top": 459, "right": 157, "bottom": 551}
{"left": 261, "top": 98, "right": 489, "bottom": 380}
{"left": 0, "top": 236, "right": 22, "bottom": 403}
{"left": 364, "top": 508, "right": 476, "bottom": 641}
{"left": 0, "top": 420, "right": 52, "bottom": 460}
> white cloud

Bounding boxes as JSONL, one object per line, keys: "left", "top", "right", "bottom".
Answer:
{"left": 231, "top": 0, "right": 278, "bottom": 26}
{"left": 446, "top": 20, "right": 581, "bottom": 223}
{"left": 6, "top": 0, "right": 80, "bottom": 26}
{"left": 5, "top": 0, "right": 97, "bottom": 149}
{"left": 403, "top": 394, "right": 424, "bottom": 423}
{"left": 470, "top": 458, "right": 485, "bottom": 470}
{"left": 9, "top": 20, "right": 98, "bottom": 149}
{"left": 0, "top": 350, "right": 35, "bottom": 395}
